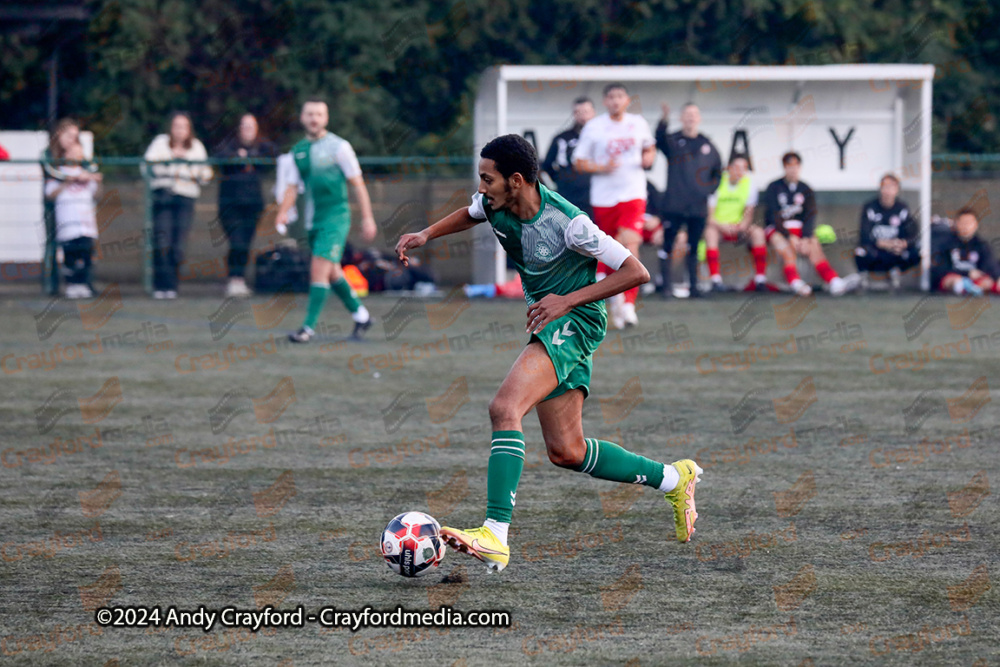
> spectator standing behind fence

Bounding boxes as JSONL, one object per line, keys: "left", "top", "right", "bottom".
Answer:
{"left": 143, "top": 112, "right": 212, "bottom": 299}
{"left": 655, "top": 102, "right": 722, "bottom": 299}
{"left": 43, "top": 141, "right": 102, "bottom": 298}
{"left": 214, "top": 113, "right": 276, "bottom": 297}
{"left": 540, "top": 97, "right": 595, "bottom": 215}
{"left": 42, "top": 118, "right": 97, "bottom": 294}
{"left": 854, "top": 173, "right": 919, "bottom": 291}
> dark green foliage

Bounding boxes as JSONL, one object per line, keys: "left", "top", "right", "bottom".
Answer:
{"left": 1, "top": 0, "right": 998, "bottom": 153}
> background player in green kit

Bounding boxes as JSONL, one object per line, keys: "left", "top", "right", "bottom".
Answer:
{"left": 395, "top": 135, "right": 704, "bottom": 572}
{"left": 276, "top": 98, "right": 376, "bottom": 341}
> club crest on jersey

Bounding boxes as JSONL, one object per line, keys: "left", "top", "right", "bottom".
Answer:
{"left": 536, "top": 242, "right": 553, "bottom": 259}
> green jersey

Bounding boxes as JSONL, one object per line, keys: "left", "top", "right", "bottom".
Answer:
{"left": 469, "top": 183, "right": 632, "bottom": 400}
{"left": 470, "top": 183, "right": 628, "bottom": 308}
{"left": 291, "top": 132, "right": 361, "bottom": 228}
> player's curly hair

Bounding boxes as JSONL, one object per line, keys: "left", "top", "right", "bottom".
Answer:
{"left": 481, "top": 134, "right": 538, "bottom": 184}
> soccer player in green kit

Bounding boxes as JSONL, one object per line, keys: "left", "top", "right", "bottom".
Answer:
{"left": 276, "top": 98, "right": 376, "bottom": 341}
{"left": 395, "top": 135, "right": 703, "bottom": 572}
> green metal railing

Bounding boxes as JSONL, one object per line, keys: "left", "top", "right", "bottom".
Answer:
{"left": 13, "top": 153, "right": 1000, "bottom": 294}
{"left": 19, "top": 156, "right": 477, "bottom": 295}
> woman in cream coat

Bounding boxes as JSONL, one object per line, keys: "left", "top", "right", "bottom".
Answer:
{"left": 143, "top": 112, "right": 212, "bottom": 298}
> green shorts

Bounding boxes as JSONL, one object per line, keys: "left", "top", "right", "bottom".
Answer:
{"left": 530, "top": 304, "right": 607, "bottom": 402}
{"left": 308, "top": 220, "right": 350, "bottom": 263}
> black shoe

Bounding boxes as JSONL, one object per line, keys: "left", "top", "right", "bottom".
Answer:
{"left": 688, "top": 287, "right": 704, "bottom": 298}
{"left": 710, "top": 282, "right": 735, "bottom": 293}
{"left": 289, "top": 326, "right": 315, "bottom": 343}
{"left": 351, "top": 317, "right": 373, "bottom": 340}
{"left": 754, "top": 280, "right": 769, "bottom": 292}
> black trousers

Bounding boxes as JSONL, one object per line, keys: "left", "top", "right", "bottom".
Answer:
{"left": 855, "top": 247, "right": 920, "bottom": 273}
{"left": 661, "top": 213, "right": 707, "bottom": 292}
{"left": 152, "top": 192, "right": 195, "bottom": 291}
{"left": 219, "top": 202, "right": 262, "bottom": 278}
{"left": 61, "top": 236, "right": 94, "bottom": 285}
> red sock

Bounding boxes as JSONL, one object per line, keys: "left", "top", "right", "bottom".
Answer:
{"left": 784, "top": 265, "right": 801, "bottom": 284}
{"left": 815, "top": 260, "right": 837, "bottom": 283}
{"left": 597, "top": 262, "right": 612, "bottom": 277}
{"left": 624, "top": 286, "right": 638, "bottom": 304}
{"left": 752, "top": 246, "right": 767, "bottom": 276}
{"left": 706, "top": 248, "right": 720, "bottom": 279}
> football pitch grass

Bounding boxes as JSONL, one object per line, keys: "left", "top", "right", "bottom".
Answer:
{"left": 1, "top": 287, "right": 997, "bottom": 665}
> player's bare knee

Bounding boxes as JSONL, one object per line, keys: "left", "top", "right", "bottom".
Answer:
{"left": 488, "top": 396, "right": 521, "bottom": 429}
{"left": 546, "top": 442, "right": 584, "bottom": 469}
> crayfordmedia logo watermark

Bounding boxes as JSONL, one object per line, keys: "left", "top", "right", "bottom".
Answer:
{"left": 2, "top": 522, "right": 104, "bottom": 562}
{"left": 521, "top": 523, "right": 623, "bottom": 562}
{"left": 174, "top": 523, "right": 278, "bottom": 562}
{"left": 696, "top": 616, "right": 797, "bottom": 655}
{"left": 207, "top": 377, "right": 297, "bottom": 434}
{"left": 382, "top": 376, "right": 469, "bottom": 434}
{"left": 868, "top": 523, "right": 971, "bottom": 562}
{"left": 729, "top": 376, "right": 818, "bottom": 435}
{"left": 1, "top": 623, "right": 103, "bottom": 656}
{"left": 695, "top": 523, "right": 797, "bottom": 562}
{"left": 869, "top": 616, "right": 971, "bottom": 655}
{"left": 33, "top": 283, "right": 123, "bottom": 340}
{"left": 696, "top": 321, "right": 864, "bottom": 375}
{"left": 2, "top": 428, "right": 105, "bottom": 469}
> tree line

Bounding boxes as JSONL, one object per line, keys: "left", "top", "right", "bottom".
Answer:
{"left": 1, "top": 0, "right": 997, "bottom": 155}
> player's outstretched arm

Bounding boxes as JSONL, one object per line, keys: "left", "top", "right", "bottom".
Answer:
{"left": 395, "top": 207, "right": 479, "bottom": 267}
{"left": 526, "top": 256, "right": 649, "bottom": 334}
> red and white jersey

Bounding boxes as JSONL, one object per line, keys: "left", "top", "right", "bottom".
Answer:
{"left": 575, "top": 112, "right": 654, "bottom": 207}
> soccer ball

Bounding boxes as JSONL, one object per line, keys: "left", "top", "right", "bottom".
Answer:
{"left": 380, "top": 511, "right": 446, "bottom": 577}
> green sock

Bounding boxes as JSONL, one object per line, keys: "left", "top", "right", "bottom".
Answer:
{"left": 575, "top": 438, "right": 665, "bottom": 489}
{"left": 331, "top": 277, "right": 361, "bottom": 314}
{"left": 303, "top": 283, "right": 329, "bottom": 329}
{"left": 485, "top": 430, "right": 525, "bottom": 523}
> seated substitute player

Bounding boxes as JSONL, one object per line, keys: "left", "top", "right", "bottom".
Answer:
{"left": 764, "top": 151, "right": 859, "bottom": 296}
{"left": 275, "top": 98, "right": 376, "bottom": 341}
{"left": 704, "top": 153, "right": 768, "bottom": 292}
{"left": 854, "top": 173, "right": 919, "bottom": 290}
{"left": 395, "top": 135, "right": 703, "bottom": 572}
{"left": 933, "top": 207, "right": 1000, "bottom": 295}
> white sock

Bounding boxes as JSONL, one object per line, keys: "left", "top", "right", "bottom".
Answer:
{"left": 483, "top": 519, "right": 509, "bottom": 546}
{"left": 953, "top": 281, "right": 965, "bottom": 295}
{"left": 755, "top": 274, "right": 767, "bottom": 283}
{"left": 658, "top": 463, "right": 680, "bottom": 492}
{"left": 352, "top": 304, "right": 370, "bottom": 323}
{"left": 712, "top": 275, "right": 723, "bottom": 284}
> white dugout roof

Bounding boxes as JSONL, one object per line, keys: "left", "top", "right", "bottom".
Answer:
{"left": 474, "top": 64, "right": 936, "bottom": 288}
